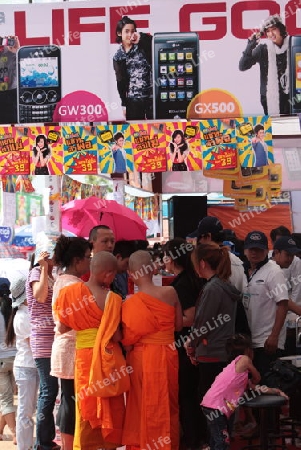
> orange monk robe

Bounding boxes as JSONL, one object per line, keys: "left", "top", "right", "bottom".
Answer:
{"left": 121, "top": 292, "right": 179, "bottom": 450}
{"left": 53, "top": 282, "right": 125, "bottom": 450}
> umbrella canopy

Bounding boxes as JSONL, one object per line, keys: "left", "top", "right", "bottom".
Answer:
{"left": 12, "top": 224, "right": 76, "bottom": 248}
{"left": 61, "top": 197, "right": 147, "bottom": 241}
{"left": 0, "top": 244, "right": 26, "bottom": 259}
{"left": 0, "top": 258, "right": 30, "bottom": 278}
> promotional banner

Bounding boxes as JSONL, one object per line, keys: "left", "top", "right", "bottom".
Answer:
{"left": 97, "top": 124, "right": 134, "bottom": 173}
{"left": 63, "top": 126, "right": 98, "bottom": 174}
{"left": 0, "top": 127, "right": 30, "bottom": 175}
{"left": 235, "top": 116, "right": 273, "bottom": 167}
{"left": 130, "top": 123, "right": 167, "bottom": 172}
{"left": 26, "top": 126, "right": 63, "bottom": 175}
{"left": 200, "top": 119, "right": 237, "bottom": 170}
{"left": 0, "top": 0, "right": 300, "bottom": 124}
{"left": 165, "top": 121, "right": 202, "bottom": 171}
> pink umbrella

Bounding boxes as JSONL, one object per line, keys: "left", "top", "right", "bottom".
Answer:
{"left": 61, "top": 197, "right": 147, "bottom": 241}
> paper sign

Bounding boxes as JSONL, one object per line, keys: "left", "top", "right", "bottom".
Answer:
{"left": 34, "top": 231, "right": 59, "bottom": 265}
{"left": 24, "top": 126, "right": 63, "bottom": 175}
{"left": 165, "top": 121, "right": 202, "bottom": 171}
{"left": 63, "top": 126, "right": 98, "bottom": 174}
{"left": 0, "top": 127, "right": 30, "bottom": 175}
{"left": 200, "top": 119, "right": 237, "bottom": 170}
{"left": 235, "top": 116, "right": 273, "bottom": 168}
{"left": 130, "top": 123, "right": 167, "bottom": 172}
{"left": 98, "top": 124, "right": 133, "bottom": 173}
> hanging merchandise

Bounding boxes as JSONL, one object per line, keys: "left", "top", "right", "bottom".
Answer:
{"left": 223, "top": 179, "right": 267, "bottom": 202}
{"left": 61, "top": 175, "right": 82, "bottom": 205}
{"left": 15, "top": 176, "right": 35, "bottom": 193}
{"left": 15, "top": 192, "right": 43, "bottom": 227}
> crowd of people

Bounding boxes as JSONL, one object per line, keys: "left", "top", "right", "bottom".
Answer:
{"left": 0, "top": 218, "right": 300, "bottom": 450}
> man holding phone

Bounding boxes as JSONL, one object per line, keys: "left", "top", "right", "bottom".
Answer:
{"left": 239, "top": 15, "right": 289, "bottom": 116}
{"left": 113, "top": 16, "right": 153, "bottom": 121}
{"left": 0, "top": 35, "right": 19, "bottom": 124}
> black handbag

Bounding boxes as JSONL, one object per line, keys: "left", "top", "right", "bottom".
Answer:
{"left": 263, "top": 359, "right": 301, "bottom": 395}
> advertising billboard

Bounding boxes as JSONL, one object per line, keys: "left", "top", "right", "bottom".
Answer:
{"left": 0, "top": 0, "right": 299, "bottom": 123}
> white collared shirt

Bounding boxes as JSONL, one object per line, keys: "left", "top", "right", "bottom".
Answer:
{"left": 243, "top": 260, "right": 288, "bottom": 350}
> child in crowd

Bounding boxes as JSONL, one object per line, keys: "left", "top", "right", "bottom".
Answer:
{"left": 201, "top": 334, "right": 288, "bottom": 450}
{"left": 6, "top": 274, "right": 39, "bottom": 450}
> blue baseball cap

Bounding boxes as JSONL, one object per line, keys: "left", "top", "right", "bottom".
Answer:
{"left": 273, "top": 236, "right": 300, "bottom": 254}
{"left": 244, "top": 231, "right": 268, "bottom": 250}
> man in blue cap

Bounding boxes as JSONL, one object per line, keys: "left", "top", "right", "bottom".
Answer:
{"left": 272, "top": 235, "right": 301, "bottom": 355}
{"left": 243, "top": 231, "right": 288, "bottom": 378}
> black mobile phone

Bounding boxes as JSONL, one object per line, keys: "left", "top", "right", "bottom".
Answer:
{"left": 17, "top": 45, "right": 61, "bottom": 123}
{"left": 7, "top": 38, "right": 15, "bottom": 47}
{"left": 289, "top": 36, "right": 301, "bottom": 114}
{"left": 153, "top": 32, "right": 199, "bottom": 120}
{"left": 1, "top": 37, "right": 14, "bottom": 46}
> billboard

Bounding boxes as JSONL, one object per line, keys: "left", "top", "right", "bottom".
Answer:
{"left": 0, "top": 0, "right": 299, "bottom": 123}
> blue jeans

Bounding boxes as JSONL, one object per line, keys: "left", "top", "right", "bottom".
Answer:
{"left": 202, "top": 407, "right": 230, "bottom": 450}
{"left": 14, "top": 366, "right": 39, "bottom": 450}
{"left": 34, "top": 358, "right": 59, "bottom": 450}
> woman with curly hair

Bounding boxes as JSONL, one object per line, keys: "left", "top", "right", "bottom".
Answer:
{"left": 51, "top": 235, "right": 92, "bottom": 450}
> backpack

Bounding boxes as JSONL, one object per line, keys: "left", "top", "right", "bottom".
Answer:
{"left": 263, "top": 359, "right": 301, "bottom": 395}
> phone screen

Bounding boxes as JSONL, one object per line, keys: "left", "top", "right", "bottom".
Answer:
{"left": 153, "top": 33, "right": 199, "bottom": 119}
{"left": 17, "top": 45, "right": 61, "bottom": 123}
{"left": 19, "top": 56, "right": 59, "bottom": 88}
{"left": 295, "top": 53, "right": 301, "bottom": 90}
{"left": 289, "top": 37, "right": 301, "bottom": 113}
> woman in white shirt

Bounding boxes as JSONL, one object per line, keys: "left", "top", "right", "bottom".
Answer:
{"left": 6, "top": 274, "right": 39, "bottom": 450}
{"left": 0, "top": 278, "right": 17, "bottom": 443}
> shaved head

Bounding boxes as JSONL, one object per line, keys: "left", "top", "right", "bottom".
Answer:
{"left": 129, "top": 250, "right": 153, "bottom": 274}
{"left": 91, "top": 251, "right": 117, "bottom": 273}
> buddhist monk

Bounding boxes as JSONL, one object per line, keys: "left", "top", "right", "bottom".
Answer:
{"left": 53, "top": 251, "right": 127, "bottom": 450}
{"left": 121, "top": 250, "right": 183, "bottom": 450}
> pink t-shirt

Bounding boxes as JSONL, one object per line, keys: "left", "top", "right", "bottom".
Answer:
{"left": 25, "top": 267, "right": 55, "bottom": 359}
{"left": 201, "top": 355, "right": 249, "bottom": 418}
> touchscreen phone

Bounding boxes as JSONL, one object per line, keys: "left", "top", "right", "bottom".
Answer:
{"left": 289, "top": 36, "right": 301, "bottom": 114}
{"left": 17, "top": 45, "right": 61, "bottom": 123}
{"left": 153, "top": 32, "right": 199, "bottom": 119}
